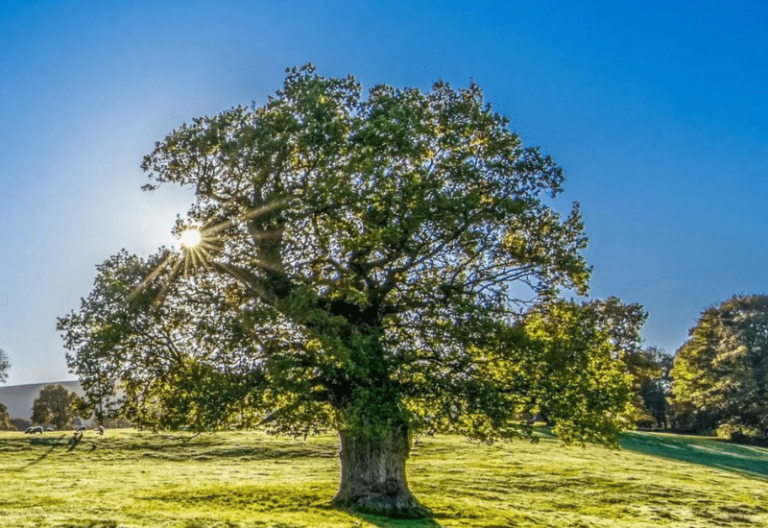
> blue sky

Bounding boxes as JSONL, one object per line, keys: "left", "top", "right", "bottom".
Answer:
{"left": 0, "top": 0, "right": 766, "bottom": 385}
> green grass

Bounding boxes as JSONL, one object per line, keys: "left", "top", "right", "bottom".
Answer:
{"left": 0, "top": 428, "right": 766, "bottom": 527}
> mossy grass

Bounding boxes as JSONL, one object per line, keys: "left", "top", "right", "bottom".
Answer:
{"left": 0, "top": 428, "right": 765, "bottom": 527}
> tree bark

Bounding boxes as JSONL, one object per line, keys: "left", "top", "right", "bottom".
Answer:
{"left": 332, "top": 423, "right": 431, "bottom": 519}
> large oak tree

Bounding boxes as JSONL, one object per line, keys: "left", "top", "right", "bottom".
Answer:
{"left": 60, "top": 66, "right": 638, "bottom": 518}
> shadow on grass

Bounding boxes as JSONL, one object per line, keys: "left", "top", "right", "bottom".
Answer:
{"left": 353, "top": 512, "right": 444, "bottom": 528}
{"left": 23, "top": 434, "right": 68, "bottom": 467}
{"left": 112, "top": 435, "right": 337, "bottom": 460}
{"left": 28, "top": 434, "right": 68, "bottom": 446}
{"left": 621, "top": 431, "right": 768, "bottom": 481}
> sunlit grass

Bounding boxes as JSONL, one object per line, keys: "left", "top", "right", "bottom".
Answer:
{"left": 0, "top": 428, "right": 765, "bottom": 527}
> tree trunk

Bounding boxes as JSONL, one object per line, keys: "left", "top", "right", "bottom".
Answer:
{"left": 332, "top": 423, "right": 431, "bottom": 519}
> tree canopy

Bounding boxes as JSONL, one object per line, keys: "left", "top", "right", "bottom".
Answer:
{"left": 59, "top": 65, "right": 639, "bottom": 517}
{"left": 671, "top": 294, "right": 768, "bottom": 438}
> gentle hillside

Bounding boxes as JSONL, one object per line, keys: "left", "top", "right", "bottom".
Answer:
{"left": 0, "top": 429, "right": 764, "bottom": 527}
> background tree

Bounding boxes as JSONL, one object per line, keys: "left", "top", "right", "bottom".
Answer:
{"left": 518, "top": 298, "right": 639, "bottom": 444}
{"left": 0, "top": 403, "right": 15, "bottom": 430}
{"left": 61, "top": 65, "right": 638, "bottom": 518}
{"left": 557, "top": 297, "right": 670, "bottom": 429}
{"left": 31, "top": 384, "right": 78, "bottom": 430}
{"left": 0, "top": 347, "right": 11, "bottom": 385}
{"left": 671, "top": 294, "right": 768, "bottom": 438}
{"left": 0, "top": 348, "right": 16, "bottom": 430}
{"left": 633, "top": 347, "right": 673, "bottom": 429}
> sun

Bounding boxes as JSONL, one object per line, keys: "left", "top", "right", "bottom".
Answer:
{"left": 179, "top": 229, "right": 201, "bottom": 248}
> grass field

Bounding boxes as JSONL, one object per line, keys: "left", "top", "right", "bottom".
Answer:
{"left": 0, "top": 428, "right": 766, "bottom": 528}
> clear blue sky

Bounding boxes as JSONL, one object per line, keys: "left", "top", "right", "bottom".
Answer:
{"left": 1, "top": 1, "right": 766, "bottom": 385}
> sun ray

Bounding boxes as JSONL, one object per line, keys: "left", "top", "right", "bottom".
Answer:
{"left": 200, "top": 199, "right": 289, "bottom": 237}
{"left": 155, "top": 255, "right": 184, "bottom": 306}
{"left": 216, "top": 261, "right": 276, "bottom": 303}
{"left": 195, "top": 245, "right": 214, "bottom": 268}
{"left": 189, "top": 245, "right": 206, "bottom": 270}
{"left": 183, "top": 247, "right": 192, "bottom": 277}
{"left": 250, "top": 256, "right": 287, "bottom": 274}
{"left": 128, "top": 251, "right": 178, "bottom": 301}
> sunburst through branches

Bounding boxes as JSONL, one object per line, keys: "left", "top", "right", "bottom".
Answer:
{"left": 127, "top": 199, "right": 288, "bottom": 305}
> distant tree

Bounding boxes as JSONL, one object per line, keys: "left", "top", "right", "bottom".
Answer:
{"left": 31, "top": 385, "right": 78, "bottom": 430}
{"left": 561, "top": 298, "right": 664, "bottom": 428}
{"left": 0, "top": 347, "right": 11, "bottom": 385}
{"left": 0, "top": 403, "right": 15, "bottom": 430}
{"left": 671, "top": 294, "right": 768, "bottom": 438}
{"left": 631, "top": 347, "right": 672, "bottom": 428}
{"left": 0, "top": 348, "right": 15, "bottom": 430}
{"left": 589, "top": 300, "right": 669, "bottom": 429}
{"left": 60, "top": 65, "right": 639, "bottom": 517}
